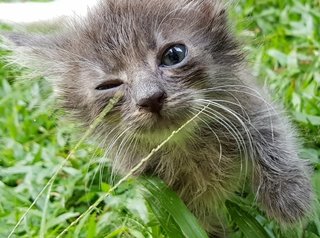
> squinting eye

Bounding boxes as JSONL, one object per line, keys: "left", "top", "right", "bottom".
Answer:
{"left": 95, "top": 80, "right": 123, "bottom": 90}
{"left": 160, "top": 44, "right": 187, "bottom": 67}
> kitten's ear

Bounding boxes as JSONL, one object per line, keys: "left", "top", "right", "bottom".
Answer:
{"left": 2, "top": 32, "right": 40, "bottom": 47}
{"left": 1, "top": 31, "right": 66, "bottom": 77}
{"left": 199, "top": 0, "right": 227, "bottom": 21}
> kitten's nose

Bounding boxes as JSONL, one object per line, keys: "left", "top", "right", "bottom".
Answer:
{"left": 137, "top": 91, "right": 167, "bottom": 113}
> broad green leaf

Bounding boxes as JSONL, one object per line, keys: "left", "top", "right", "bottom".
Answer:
{"left": 294, "top": 113, "right": 320, "bottom": 126}
{"left": 144, "top": 193, "right": 184, "bottom": 238}
{"left": 226, "top": 200, "right": 270, "bottom": 238}
{"left": 140, "top": 177, "right": 208, "bottom": 238}
{"left": 105, "top": 227, "right": 128, "bottom": 238}
{"left": 87, "top": 214, "right": 97, "bottom": 238}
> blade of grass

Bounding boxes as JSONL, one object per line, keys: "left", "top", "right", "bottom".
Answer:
{"left": 56, "top": 104, "right": 210, "bottom": 238}
{"left": 7, "top": 91, "right": 123, "bottom": 238}
{"left": 141, "top": 177, "right": 208, "bottom": 238}
{"left": 144, "top": 195, "right": 184, "bottom": 238}
{"left": 105, "top": 227, "right": 128, "bottom": 238}
{"left": 226, "top": 200, "right": 271, "bottom": 238}
{"left": 39, "top": 182, "right": 52, "bottom": 238}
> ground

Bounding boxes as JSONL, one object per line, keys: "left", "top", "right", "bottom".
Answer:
{"left": 0, "top": 0, "right": 319, "bottom": 237}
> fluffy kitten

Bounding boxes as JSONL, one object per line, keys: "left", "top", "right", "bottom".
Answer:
{"left": 1, "top": 0, "right": 313, "bottom": 236}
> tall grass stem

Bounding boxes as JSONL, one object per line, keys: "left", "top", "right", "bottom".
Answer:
{"left": 56, "top": 104, "right": 209, "bottom": 237}
{"left": 7, "top": 92, "right": 123, "bottom": 238}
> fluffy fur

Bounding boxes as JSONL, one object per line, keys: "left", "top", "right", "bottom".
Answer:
{"left": 1, "top": 0, "right": 313, "bottom": 236}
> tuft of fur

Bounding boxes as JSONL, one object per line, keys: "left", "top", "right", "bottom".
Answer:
{"left": 1, "top": 0, "right": 313, "bottom": 236}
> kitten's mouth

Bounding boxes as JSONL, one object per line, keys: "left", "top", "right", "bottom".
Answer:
{"left": 134, "top": 112, "right": 195, "bottom": 145}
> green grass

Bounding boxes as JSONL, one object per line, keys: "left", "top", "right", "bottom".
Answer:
{"left": 0, "top": 0, "right": 320, "bottom": 237}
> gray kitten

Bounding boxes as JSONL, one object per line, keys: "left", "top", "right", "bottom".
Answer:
{"left": 1, "top": 0, "right": 313, "bottom": 236}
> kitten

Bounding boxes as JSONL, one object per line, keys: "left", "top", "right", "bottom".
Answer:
{"left": 1, "top": 0, "right": 313, "bottom": 236}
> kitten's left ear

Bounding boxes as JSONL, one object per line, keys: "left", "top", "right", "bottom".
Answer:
{"left": 1, "top": 31, "right": 67, "bottom": 77}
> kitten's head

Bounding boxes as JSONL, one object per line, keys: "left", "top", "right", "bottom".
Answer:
{"left": 2, "top": 0, "right": 244, "bottom": 149}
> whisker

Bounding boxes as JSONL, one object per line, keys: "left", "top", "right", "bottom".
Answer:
{"left": 84, "top": 139, "right": 108, "bottom": 197}
{"left": 87, "top": 124, "right": 122, "bottom": 189}
{"left": 194, "top": 104, "right": 247, "bottom": 155}
{"left": 191, "top": 110, "right": 223, "bottom": 163}
{"left": 194, "top": 101, "right": 251, "bottom": 191}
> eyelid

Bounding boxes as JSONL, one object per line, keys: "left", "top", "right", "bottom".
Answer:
{"left": 157, "top": 42, "right": 184, "bottom": 59}
{"left": 95, "top": 79, "right": 123, "bottom": 90}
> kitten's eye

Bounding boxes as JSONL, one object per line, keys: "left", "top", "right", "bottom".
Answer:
{"left": 95, "top": 80, "right": 123, "bottom": 90}
{"left": 160, "top": 44, "right": 187, "bottom": 67}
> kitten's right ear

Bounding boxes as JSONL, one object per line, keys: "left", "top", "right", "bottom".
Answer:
{"left": 197, "top": 0, "right": 227, "bottom": 22}
{"left": 1, "top": 31, "right": 58, "bottom": 52}
{"left": 1, "top": 31, "right": 66, "bottom": 77}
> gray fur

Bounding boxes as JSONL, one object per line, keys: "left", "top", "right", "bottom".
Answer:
{"left": 1, "top": 0, "right": 313, "bottom": 236}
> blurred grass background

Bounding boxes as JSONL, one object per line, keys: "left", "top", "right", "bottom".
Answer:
{"left": 0, "top": 0, "right": 319, "bottom": 237}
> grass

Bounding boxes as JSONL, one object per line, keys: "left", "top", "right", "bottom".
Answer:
{"left": 0, "top": 0, "right": 319, "bottom": 237}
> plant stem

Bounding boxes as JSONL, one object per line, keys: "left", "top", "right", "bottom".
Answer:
{"left": 8, "top": 92, "right": 123, "bottom": 238}
{"left": 56, "top": 104, "right": 209, "bottom": 238}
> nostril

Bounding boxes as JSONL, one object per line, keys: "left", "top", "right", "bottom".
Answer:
{"left": 157, "top": 92, "right": 166, "bottom": 103}
{"left": 153, "top": 91, "right": 166, "bottom": 105}
{"left": 137, "top": 91, "right": 167, "bottom": 112}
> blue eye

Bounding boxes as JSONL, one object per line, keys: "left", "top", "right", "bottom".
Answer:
{"left": 160, "top": 44, "right": 187, "bottom": 67}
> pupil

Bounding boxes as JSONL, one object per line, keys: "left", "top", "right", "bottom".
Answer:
{"left": 168, "top": 48, "right": 181, "bottom": 64}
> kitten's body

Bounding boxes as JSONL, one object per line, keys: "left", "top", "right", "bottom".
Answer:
{"left": 1, "top": 0, "right": 313, "bottom": 237}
